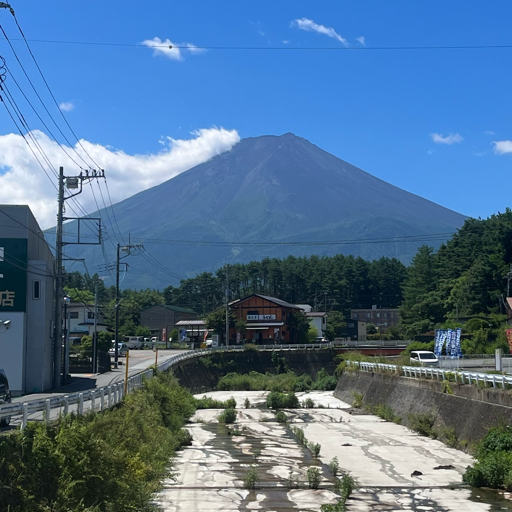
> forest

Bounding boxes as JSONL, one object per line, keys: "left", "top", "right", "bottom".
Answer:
{"left": 65, "top": 210, "right": 512, "bottom": 349}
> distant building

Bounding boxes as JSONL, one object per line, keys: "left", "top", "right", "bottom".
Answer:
{"left": 506, "top": 298, "right": 512, "bottom": 326}
{"left": 229, "top": 294, "right": 303, "bottom": 344}
{"left": 305, "top": 311, "right": 327, "bottom": 337}
{"left": 0, "top": 205, "right": 54, "bottom": 395}
{"left": 344, "top": 320, "right": 367, "bottom": 341}
{"left": 140, "top": 305, "right": 198, "bottom": 340}
{"left": 66, "top": 302, "right": 108, "bottom": 341}
{"left": 350, "top": 306, "right": 400, "bottom": 329}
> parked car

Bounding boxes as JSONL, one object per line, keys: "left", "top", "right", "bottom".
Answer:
{"left": 124, "top": 337, "right": 143, "bottom": 349}
{"left": 0, "top": 368, "right": 11, "bottom": 427}
{"left": 410, "top": 350, "right": 439, "bottom": 367}
{"left": 109, "top": 342, "right": 128, "bottom": 357}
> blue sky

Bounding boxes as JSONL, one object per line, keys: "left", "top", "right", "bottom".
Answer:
{"left": 0, "top": 0, "right": 511, "bottom": 228}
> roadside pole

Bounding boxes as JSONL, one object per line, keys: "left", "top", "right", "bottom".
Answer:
{"left": 154, "top": 347, "right": 158, "bottom": 369}
{"left": 124, "top": 350, "right": 130, "bottom": 395}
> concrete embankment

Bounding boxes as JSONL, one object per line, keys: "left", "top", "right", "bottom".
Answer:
{"left": 171, "top": 349, "right": 336, "bottom": 394}
{"left": 334, "top": 370, "right": 512, "bottom": 446}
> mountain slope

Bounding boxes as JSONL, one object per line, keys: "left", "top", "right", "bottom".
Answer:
{"left": 57, "top": 133, "right": 467, "bottom": 289}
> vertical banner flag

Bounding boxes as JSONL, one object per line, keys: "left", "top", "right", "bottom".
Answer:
{"left": 180, "top": 329, "right": 187, "bottom": 341}
{"left": 450, "top": 329, "right": 458, "bottom": 358}
{"left": 454, "top": 328, "right": 462, "bottom": 358}
{"left": 162, "top": 327, "right": 167, "bottom": 343}
{"left": 434, "top": 330, "right": 442, "bottom": 356}
{"left": 445, "top": 329, "right": 453, "bottom": 357}
{"left": 506, "top": 329, "right": 512, "bottom": 354}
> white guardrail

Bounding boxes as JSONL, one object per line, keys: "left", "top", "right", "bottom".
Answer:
{"left": 0, "top": 343, "right": 333, "bottom": 430}
{"left": 351, "top": 360, "right": 512, "bottom": 390}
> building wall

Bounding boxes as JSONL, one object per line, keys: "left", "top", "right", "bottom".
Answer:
{"left": 351, "top": 308, "right": 400, "bottom": 328}
{"left": 230, "top": 296, "right": 298, "bottom": 344}
{"left": 67, "top": 303, "right": 107, "bottom": 337}
{"left": 141, "top": 306, "right": 198, "bottom": 338}
{"left": 25, "top": 261, "right": 54, "bottom": 393}
{"left": 0, "top": 205, "right": 55, "bottom": 394}
{"left": 0, "top": 312, "right": 26, "bottom": 396}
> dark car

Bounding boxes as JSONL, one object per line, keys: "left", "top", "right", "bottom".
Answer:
{"left": 0, "top": 368, "right": 11, "bottom": 427}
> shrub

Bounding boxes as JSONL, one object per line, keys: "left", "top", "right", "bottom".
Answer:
{"left": 477, "top": 426, "right": 512, "bottom": 459}
{"left": 302, "top": 397, "right": 315, "bottom": 409}
{"left": 307, "top": 466, "right": 321, "bottom": 489}
{"left": 351, "top": 392, "right": 363, "bottom": 408}
{"left": 218, "top": 408, "right": 237, "bottom": 424}
{"left": 244, "top": 398, "right": 250, "bottom": 408}
{"left": 292, "top": 426, "right": 306, "bottom": 444}
{"left": 266, "top": 391, "right": 299, "bottom": 409}
{"left": 275, "top": 411, "right": 288, "bottom": 423}
{"left": 463, "top": 452, "right": 512, "bottom": 488}
{"left": 408, "top": 413, "right": 435, "bottom": 437}
{"left": 308, "top": 442, "right": 321, "bottom": 457}
{"left": 244, "top": 466, "right": 259, "bottom": 489}
{"left": 370, "top": 404, "right": 401, "bottom": 424}
{"left": 329, "top": 456, "right": 340, "bottom": 477}
{"left": 194, "top": 395, "right": 237, "bottom": 409}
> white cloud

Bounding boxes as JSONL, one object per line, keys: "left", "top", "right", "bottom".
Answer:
{"left": 291, "top": 18, "right": 348, "bottom": 45}
{"left": 485, "top": 130, "right": 495, "bottom": 135}
{"left": 59, "top": 101, "right": 74, "bottom": 112}
{"left": 141, "top": 37, "right": 203, "bottom": 61}
{"left": 0, "top": 128, "right": 240, "bottom": 229}
{"left": 430, "top": 133, "right": 464, "bottom": 145}
{"left": 493, "top": 140, "right": 512, "bottom": 155}
{"left": 356, "top": 36, "right": 366, "bottom": 46}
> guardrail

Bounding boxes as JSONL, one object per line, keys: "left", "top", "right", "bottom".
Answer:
{"left": 1, "top": 343, "right": 333, "bottom": 430}
{"left": 350, "top": 360, "right": 512, "bottom": 390}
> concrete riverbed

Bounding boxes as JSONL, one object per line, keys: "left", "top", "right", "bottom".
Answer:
{"left": 153, "top": 391, "right": 512, "bottom": 511}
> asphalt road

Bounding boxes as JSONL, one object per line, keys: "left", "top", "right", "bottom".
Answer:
{"left": 12, "top": 349, "right": 189, "bottom": 404}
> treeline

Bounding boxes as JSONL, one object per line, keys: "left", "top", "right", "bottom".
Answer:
{"left": 164, "top": 254, "right": 407, "bottom": 315}
{"left": 399, "top": 210, "right": 512, "bottom": 343}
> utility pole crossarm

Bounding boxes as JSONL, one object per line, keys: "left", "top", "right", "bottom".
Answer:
{"left": 0, "top": 2, "right": 15, "bottom": 15}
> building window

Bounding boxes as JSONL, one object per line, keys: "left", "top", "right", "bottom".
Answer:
{"left": 70, "top": 312, "right": 79, "bottom": 319}
{"left": 353, "top": 313, "right": 358, "bottom": 319}
{"left": 87, "top": 312, "right": 95, "bottom": 319}
{"left": 376, "top": 313, "right": 380, "bottom": 318}
{"left": 33, "top": 280, "right": 41, "bottom": 299}
{"left": 0, "top": 247, "right": 3, "bottom": 261}
{"left": 348, "top": 323, "right": 354, "bottom": 328}
{"left": 366, "top": 313, "right": 370, "bottom": 318}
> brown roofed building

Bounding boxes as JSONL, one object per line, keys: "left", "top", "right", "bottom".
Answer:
{"left": 229, "top": 294, "right": 303, "bottom": 345}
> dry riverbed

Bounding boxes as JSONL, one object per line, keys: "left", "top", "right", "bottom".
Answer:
{"left": 153, "top": 391, "right": 512, "bottom": 511}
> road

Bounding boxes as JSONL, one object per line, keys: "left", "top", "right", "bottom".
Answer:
{"left": 0, "top": 349, "right": 189, "bottom": 431}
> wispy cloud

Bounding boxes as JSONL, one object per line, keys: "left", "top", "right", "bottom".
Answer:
{"left": 356, "top": 36, "right": 366, "bottom": 46}
{"left": 290, "top": 18, "right": 348, "bottom": 45}
{"left": 59, "top": 101, "right": 74, "bottom": 112}
{"left": 141, "top": 37, "right": 203, "bottom": 61}
{"left": 484, "top": 130, "right": 495, "bottom": 135}
{"left": 0, "top": 128, "right": 240, "bottom": 229}
{"left": 493, "top": 140, "right": 512, "bottom": 155}
{"left": 430, "top": 133, "right": 464, "bottom": 145}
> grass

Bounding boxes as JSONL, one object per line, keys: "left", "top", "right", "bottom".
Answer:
{"left": 194, "top": 395, "right": 237, "bottom": 409}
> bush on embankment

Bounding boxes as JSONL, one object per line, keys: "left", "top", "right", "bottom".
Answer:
{"left": 463, "top": 425, "right": 512, "bottom": 490}
{"left": 216, "top": 368, "right": 337, "bottom": 392}
{"left": 0, "top": 372, "right": 196, "bottom": 512}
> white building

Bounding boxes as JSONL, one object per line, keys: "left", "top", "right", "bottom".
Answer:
{"left": 0, "top": 205, "right": 55, "bottom": 395}
{"left": 67, "top": 302, "right": 108, "bottom": 341}
{"left": 305, "top": 312, "right": 327, "bottom": 337}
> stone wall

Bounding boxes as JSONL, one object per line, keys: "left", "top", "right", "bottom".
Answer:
{"left": 335, "top": 370, "right": 512, "bottom": 446}
{"left": 171, "top": 349, "right": 337, "bottom": 394}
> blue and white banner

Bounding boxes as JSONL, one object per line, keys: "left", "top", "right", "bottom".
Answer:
{"left": 445, "top": 329, "right": 453, "bottom": 357}
{"left": 454, "top": 328, "right": 462, "bottom": 358}
{"left": 180, "top": 329, "right": 187, "bottom": 341}
{"left": 434, "top": 329, "right": 443, "bottom": 356}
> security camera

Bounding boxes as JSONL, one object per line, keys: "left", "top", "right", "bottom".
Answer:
{"left": 3, "top": 320, "right": 10, "bottom": 329}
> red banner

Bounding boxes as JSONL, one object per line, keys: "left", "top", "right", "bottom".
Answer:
{"left": 506, "top": 329, "right": 512, "bottom": 353}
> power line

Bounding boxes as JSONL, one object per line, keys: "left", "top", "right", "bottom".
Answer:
{"left": 4, "top": 38, "right": 512, "bottom": 51}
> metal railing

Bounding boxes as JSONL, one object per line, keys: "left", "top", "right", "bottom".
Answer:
{"left": 0, "top": 343, "right": 332, "bottom": 430}
{"left": 350, "top": 360, "right": 512, "bottom": 390}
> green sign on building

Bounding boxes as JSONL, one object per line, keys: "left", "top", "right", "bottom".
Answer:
{"left": 0, "top": 238, "right": 28, "bottom": 313}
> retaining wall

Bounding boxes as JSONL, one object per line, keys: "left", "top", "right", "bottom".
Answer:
{"left": 171, "top": 349, "right": 336, "bottom": 394}
{"left": 335, "top": 370, "right": 512, "bottom": 446}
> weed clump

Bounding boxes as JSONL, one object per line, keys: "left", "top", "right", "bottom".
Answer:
{"left": 218, "top": 407, "right": 237, "bottom": 424}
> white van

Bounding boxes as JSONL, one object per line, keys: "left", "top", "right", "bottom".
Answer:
{"left": 410, "top": 350, "right": 439, "bottom": 367}
{"left": 124, "top": 336, "right": 143, "bottom": 349}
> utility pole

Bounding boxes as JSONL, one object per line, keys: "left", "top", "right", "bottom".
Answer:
{"left": 504, "top": 265, "right": 512, "bottom": 298}
{"left": 225, "top": 265, "right": 230, "bottom": 347}
{"left": 54, "top": 167, "right": 104, "bottom": 387}
{"left": 113, "top": 240, "right": 143, "bottom": 367}
{"left": 54, "top": 167, "right": 64, "bottom": 386}
{"left": 93, "top": 281, "right": 98, "bottom": 373}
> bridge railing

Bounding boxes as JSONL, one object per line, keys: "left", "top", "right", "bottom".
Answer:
{"left": 0, "top": 343, "right": 333, "bottom": 430}
{"left": 350, "top": 360, "right": 512, "bottom": 389}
